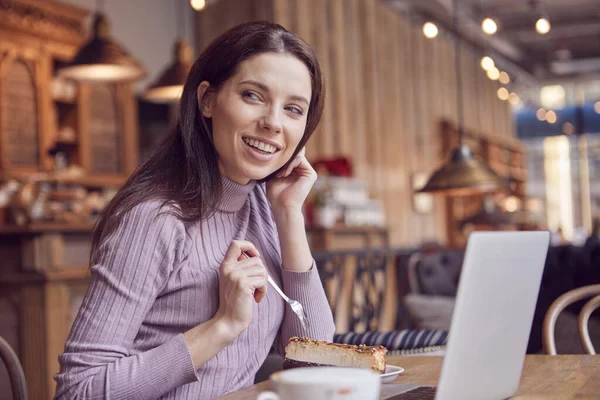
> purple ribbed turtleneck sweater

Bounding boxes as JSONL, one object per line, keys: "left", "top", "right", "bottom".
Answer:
{"left": 53, "top": 177, "right": 335, "bottom": 399}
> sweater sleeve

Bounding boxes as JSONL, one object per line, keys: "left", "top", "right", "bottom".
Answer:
{"left": 53, "top": 202, "right": 198, "bottom": 400}
{"left": 274, "top": 260, "right": 336, "bottom": 356}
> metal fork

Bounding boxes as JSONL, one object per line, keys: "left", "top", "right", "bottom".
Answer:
{"left": 242, "top": 252, "right": 309, "bottom": 331}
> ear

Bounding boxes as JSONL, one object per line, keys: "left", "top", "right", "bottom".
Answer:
{"left": 197, "top": 81, "right": 214, "bottom": 118}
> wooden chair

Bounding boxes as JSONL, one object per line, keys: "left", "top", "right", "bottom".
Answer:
{"left": 543, "top": 284, "right": 600, "bottom": 355}
{"left": 0, "top": 336, "right": 27, "bottom": 400}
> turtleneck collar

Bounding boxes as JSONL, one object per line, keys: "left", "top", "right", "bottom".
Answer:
{"left": 218, "top": 175, "right": 257, "bottom": 212}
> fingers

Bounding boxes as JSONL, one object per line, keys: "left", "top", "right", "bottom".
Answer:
{"left": 223, "top": 240, "right": 260, "bottom": 263}
{"left": 279, "top": 152, "right": 312, "bottom": 178}
{"left": 254, "top": 284, "right": 267, "bottom": 303}
{"left": 233, "top": 272, "right": 268, "bottom": 303}
{"left": 221, "top": 240, "right": 269, "bottom": 303}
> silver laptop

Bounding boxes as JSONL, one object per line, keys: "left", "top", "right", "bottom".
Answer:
{"left": 385, "top": 231, "right": 550, "bottom": 400}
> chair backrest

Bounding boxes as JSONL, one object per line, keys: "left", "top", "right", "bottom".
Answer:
{"left": 543, "top": 284, "right": 600, "bottom": 355}
{"left": 314, "top": 248, "right": 410, "bottom": 333}
{"left": 407, "top": 250, "right": 464, "bottom": 296}
{"left": 0, "top": 336, "right": 27, "bottom": 400}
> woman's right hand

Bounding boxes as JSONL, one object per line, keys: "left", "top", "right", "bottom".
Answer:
{"left": 215, "top": 240, "right": 268, "bottom": 339}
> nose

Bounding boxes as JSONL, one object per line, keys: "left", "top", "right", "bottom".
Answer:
{"left": 260, "top": 107, "right": 282, "bottom": 134}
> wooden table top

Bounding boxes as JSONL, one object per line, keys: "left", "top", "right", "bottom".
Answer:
{"left": 215, "top": 354, "right": 600, "bottom": 399}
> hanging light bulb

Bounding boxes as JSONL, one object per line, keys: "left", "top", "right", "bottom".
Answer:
{"left": 423, "top": 22, "right": 439, "bottom": 39}
{"left": 536, "top": 108, "right": 546, "bottom": 121}
{"left": 499, "top": 71, "right": 510, "bottom": 85}
{"left": 546, "top": 110, "right": 557, "bottom": 124}
{"left": 497, "top": 87, "right": 509, "bottom": 101}
{"left": 536, "top": 17, "right": 551, "bottom": 34}
{"left": 487, "top": 67, "right": 500, "bottom": 80}
{"left": 508, "top": 92, "right": 520, "bottom": 105}
{"left": 480, "top": 56, "right": 495, "bottom": 71}
{"left": 59, "top": 13, "right": 146, "bottom": 82}
{"left": 481, "top": 17, "right": 498, "bottom": 35}
{"left": 191, "top": 0, "right": 206, "bottom": 11}
{"left": 562, "top": 122, "right": 574, "bottom": 135}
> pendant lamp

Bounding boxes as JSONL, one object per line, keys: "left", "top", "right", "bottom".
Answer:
{"left": 416, "top": 0, "right": 506, "bottom": 196}
{"left": 59, "top": 1, "right": 146, "bottom": 82}
{"left": 143, "top": 1, "right": 193, "bottom": 103}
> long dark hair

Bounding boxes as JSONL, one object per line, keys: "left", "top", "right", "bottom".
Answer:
{"left": 91, "top": 21, "right": 325, "bottom": 260}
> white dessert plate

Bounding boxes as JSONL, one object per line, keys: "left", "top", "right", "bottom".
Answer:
{"left": 381, "top": 365, "right": 404, "bottom": 383}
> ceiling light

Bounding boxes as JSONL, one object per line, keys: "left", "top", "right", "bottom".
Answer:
{"left": 480, "top": 56, "right": 495, "bottom": 71}
{"left": 487, "top": 67, "right": 500, "bottom": 80}
{"left": 191, "top": 0, "right": 206, "bottom": 11}
{"left": 536, "top": 17, "right": 551, "bottom": 34}
{"left": 497, "top": 87, "right": 509, "bottom": 101}
{"left": 508, "top": 92, "right": 520, "bottom": 105}
{"left": 417, "top": 0, "right": 505, "bottom": 196}
{"left": 498, "top": 71, "right": 510, "bottom": 85}
{"left": 536, "top": 108, "right": 546, "bottom": 121}
{"left": 481, "top": 18, "right": 498, "bottom": 35}
{"left": 562, "top": 122, "right": 574, "bottom": 135}
{"left": 59, "top": 13, "right": 146, "bottom": 82}
{"left": 546, "top": 110, "right": 557, "bottom": 124}
{"left": 423, "top": 22, "right": 439, "bottom": 39}
{"left": 143, "top": 39, "right": 193, "bottom": 103}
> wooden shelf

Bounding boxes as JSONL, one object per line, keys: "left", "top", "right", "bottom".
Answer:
{"left": 306, "top": 225, "right": 388, "bottom": 234}
{"left": 0, "top": 170, "right": 126, "bottom": 187}
{"left": 0, "top": 267, "right": 91, "bottom": 284}
{"left": 0, "top": 222, "right": 95, "bottom": 234}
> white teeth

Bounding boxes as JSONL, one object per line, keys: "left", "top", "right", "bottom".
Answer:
{"left": 244, "top": 138, "right": 277, "bottom": 154}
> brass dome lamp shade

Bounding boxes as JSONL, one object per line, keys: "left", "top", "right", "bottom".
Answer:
{"left": 143, "top": 39, "right": 193, "bottom": 103}
{"left": 416, "top": 141, "right": 507, "bottom": 196}
{"left": 416, "top": 0, "right": 505, "bottom": 196}
{"left": 59, "top": 12, "right": 146, "bottom": 82}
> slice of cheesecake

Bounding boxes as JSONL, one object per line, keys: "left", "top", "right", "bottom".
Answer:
{"left": 283, "top": 337, "right": 387, "bottom": 373}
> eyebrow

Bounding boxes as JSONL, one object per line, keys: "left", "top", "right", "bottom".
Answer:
{"left": 239, "top": 79, "right": 310, "bottom": 105}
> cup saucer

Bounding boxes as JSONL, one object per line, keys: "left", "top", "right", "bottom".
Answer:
{"left": 381, "top": 365, "right": 404, "bottom": 383}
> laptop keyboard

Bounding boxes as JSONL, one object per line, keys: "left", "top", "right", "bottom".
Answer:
{"left": 386, "top": 386, "right": 437, "bottom": 400}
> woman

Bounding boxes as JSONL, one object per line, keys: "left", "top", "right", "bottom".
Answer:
{"left": 54, "top": 21, "right": 335, "bottom": 399}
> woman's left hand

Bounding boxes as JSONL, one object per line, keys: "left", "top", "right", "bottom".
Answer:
{"left": 266, "top": 148, "right": 316, "bottom": 213}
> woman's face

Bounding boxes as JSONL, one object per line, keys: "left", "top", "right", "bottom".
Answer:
{"left": 198, "top": 53, "right": 312, "bottom": 184}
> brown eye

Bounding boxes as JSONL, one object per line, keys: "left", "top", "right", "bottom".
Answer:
{"left": 286, "top": 106, "right": 304, "bottom": 116}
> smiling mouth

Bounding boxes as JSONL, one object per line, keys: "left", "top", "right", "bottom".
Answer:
{"left": 242, "top": 137, "right": 281, "bottom": 154}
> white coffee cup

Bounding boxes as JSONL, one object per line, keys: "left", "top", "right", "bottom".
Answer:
{"left": 257, "top": 366, "right": 380, "bottom": 400}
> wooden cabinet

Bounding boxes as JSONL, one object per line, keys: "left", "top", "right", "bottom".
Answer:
{"left": 0, "top": 2, "right": 140, "bottom": 399}
{"left": 0, "top": 0, "right": 138, "bottom": 189}
{"left": 0, "top": 225, "right": 93, "bottom": 400}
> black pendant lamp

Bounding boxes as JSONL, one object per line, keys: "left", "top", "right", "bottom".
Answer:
{"left": 417, "top": 0, "right": 506, "bottom": 196}
{"left": 143, "top": 1, "right": 193, "bottom": 103}
{"left": 59, "top": 1, "right": 146, "bottom": 82}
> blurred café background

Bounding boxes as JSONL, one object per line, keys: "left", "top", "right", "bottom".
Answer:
{"left": 1, "top": 0, "right": 600, "bottom": 398}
